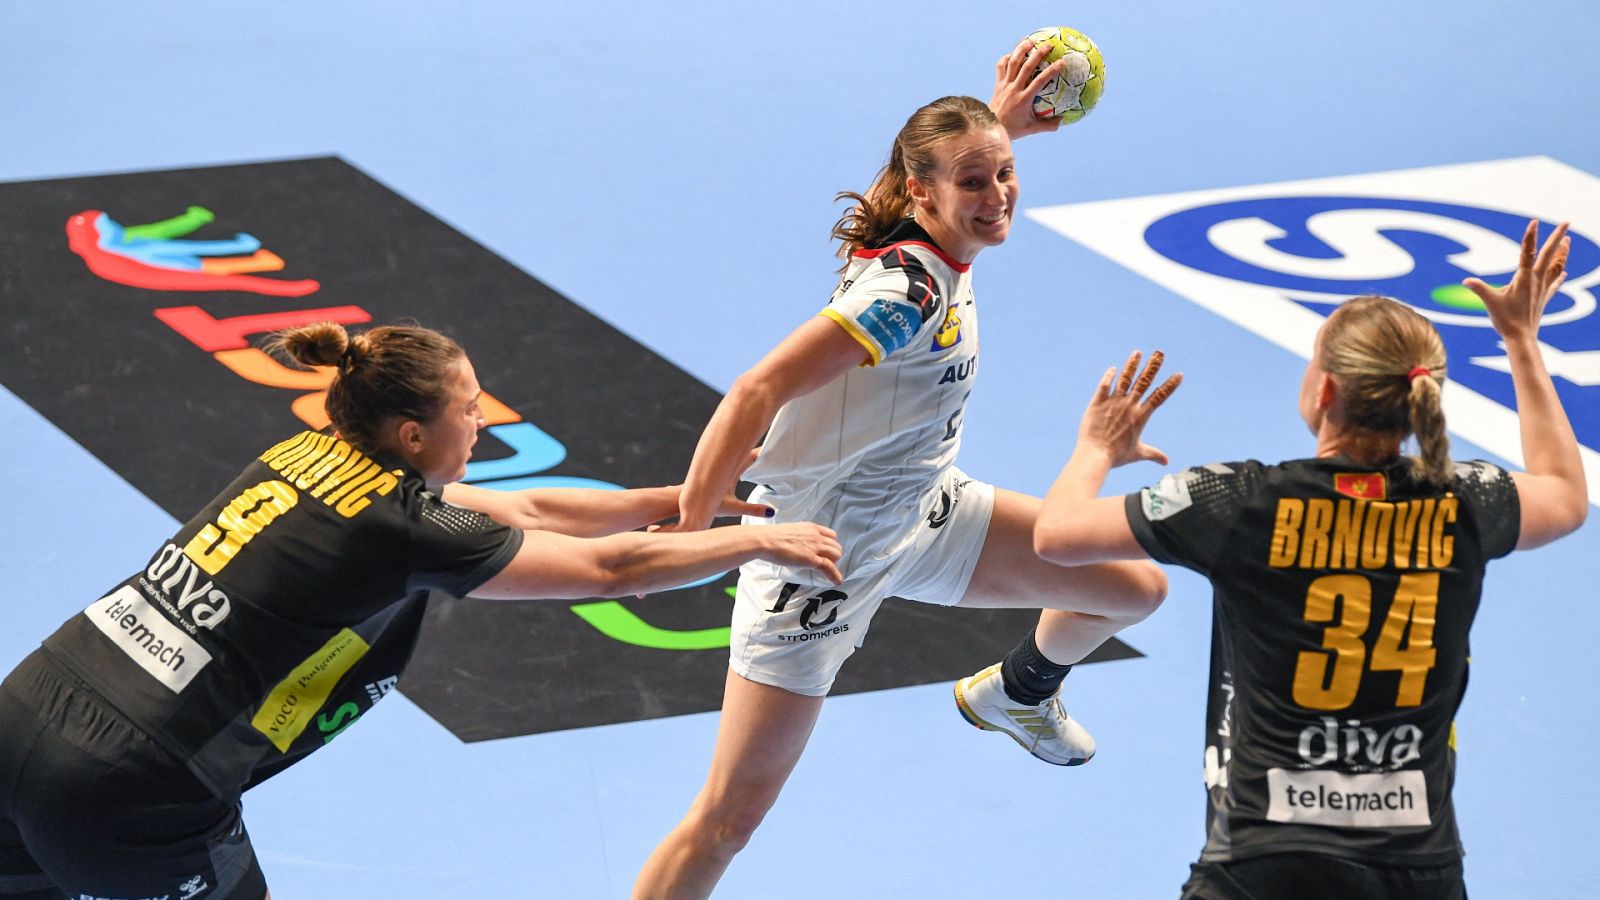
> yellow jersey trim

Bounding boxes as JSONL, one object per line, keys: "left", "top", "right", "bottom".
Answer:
{"left": 819, "top": 308, "right": 882, "bottom": 367}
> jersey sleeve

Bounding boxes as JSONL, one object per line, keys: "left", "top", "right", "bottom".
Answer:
{"left": 1124, "top": 461, "right": 1261, "bottom": 574}
{"left": 1452, "top": 460, "right": 1521, "bottom": 559}
{"left": 404, "top": 493, "right": 525, "bottom": 596}
{"left": 819, "top": 258, "right": 942, "bottom": 365}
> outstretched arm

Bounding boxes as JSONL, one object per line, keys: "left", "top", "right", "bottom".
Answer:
{"left": 1035, "top": 350, "right": 1183, "bottom": 565}
{"left": 675, "top": 316, "right": 869, "bottom": 531}
{"left": 467, "top": 522, "right": 843, "bottom": 600}
{"left": 441, "top": 482, "right": 772, "bottom": 538}
{"left": 1463, "top": 219, "right": 1587, "bottom": 549}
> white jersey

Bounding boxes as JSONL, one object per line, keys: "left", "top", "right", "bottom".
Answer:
{"left": 746, "top": 220, "right": 979, "bottom": 580}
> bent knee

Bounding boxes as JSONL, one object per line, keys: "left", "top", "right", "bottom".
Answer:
{"left": 689, "top": 793, "right": 781, "bottom": 857}
{"left": 690, "top": 811, "right": 766, "bottom": 859}
{"left": 1115, "top": 561, "right": 1167, "bottom": 623}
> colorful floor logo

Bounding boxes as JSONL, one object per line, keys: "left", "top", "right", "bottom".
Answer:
{"left": 68, "top": 206, "right": 320, "bottom": 296}
{"left": 1029, "top": 156, "right": 1600, "bottom": 507}
{"left": 2, "top": 158, "right": 1127, "bottom": 740}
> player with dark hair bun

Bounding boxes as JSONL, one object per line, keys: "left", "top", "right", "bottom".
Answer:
{"left": 1017, "top": 220, "right": 1584, "bottom": 898}
{"left": 0, "top": 321, "right": 842, "bottom": 900}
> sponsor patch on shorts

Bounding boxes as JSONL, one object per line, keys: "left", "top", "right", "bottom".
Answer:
{"left": 1266, "top": 767, "right": 1430, "bottom": 828}
{"left": 84, "top": 585, "right": 212, "bottom": 692}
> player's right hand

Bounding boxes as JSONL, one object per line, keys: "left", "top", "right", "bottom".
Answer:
{"left": 675, "top": 447, "right": 766, "bottom": 533}
{"left": 1078, "top": 349, "right": 1182, "bottom": 468}
{"left": 761, "top": 523, "right": 844, "bottom": 585}
{"left": 990, "top": 38, "right": 1066, "bottom": 139}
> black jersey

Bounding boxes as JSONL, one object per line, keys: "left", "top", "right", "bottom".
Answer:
{"left": 1125, "top": 456, "right": 1519, "bottom": 867}
{"left": 37, "top": 431, "right": 523, "bottom": 798}
{"left": 240, "top": 592, "right": 430, "bottom": 790}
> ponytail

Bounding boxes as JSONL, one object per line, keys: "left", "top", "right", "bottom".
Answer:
{"left": 1408, "top": 371, "right": 1452, "bottom": 485}
{"left": 1318, "top": 296, "right": 1452, "bottom": 485}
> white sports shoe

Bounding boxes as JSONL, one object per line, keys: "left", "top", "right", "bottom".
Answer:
{"left": 954, "top": 662, "right": 1096, "bottom": 766}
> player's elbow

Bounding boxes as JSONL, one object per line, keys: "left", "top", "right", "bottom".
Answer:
{"left": 511, "top": 495, "right": 548, "bottom": 532}
{"left": 1552, "top": 493, "right": 1589, "bottom": 541}
{"left": 727, "top": 370, "right": 787, "bottom": 419}
{"left": 592, "top": 537, "right": 669, "bottom": 598}
{"left": 589, "top": 558, "right": 636, "bottom": 598}
{"left": 1518, "top": 474, "right": 1591, "bottom": 549}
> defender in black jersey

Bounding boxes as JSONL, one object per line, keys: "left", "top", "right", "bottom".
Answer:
{"left": 1023, "top": 220, "right": 1585, "bottom": 898}
{"left": 0, "top": 323, "right": 843, "bottom": 900}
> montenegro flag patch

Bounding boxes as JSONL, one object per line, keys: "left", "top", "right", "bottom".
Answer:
{"left": 1334, "top": 472, "right": 1387, "bottom": 500}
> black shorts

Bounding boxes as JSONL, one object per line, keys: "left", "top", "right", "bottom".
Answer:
{"left": 1181, "top": 852, "right": 1465, "bottom": 900}
{"left": 0, "top": 652, "right": 267, "bottom": 899}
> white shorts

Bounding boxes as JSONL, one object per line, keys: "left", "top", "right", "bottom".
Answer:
{"left": 729, "top": 468, "right": 996, "bottom": 696}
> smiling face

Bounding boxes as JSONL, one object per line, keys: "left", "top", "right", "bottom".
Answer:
{"left": 405, "top": 357, "right": 485, "bottom": 487}
{"left": 906, "top": 125, "right": 1018, "bottom": 263}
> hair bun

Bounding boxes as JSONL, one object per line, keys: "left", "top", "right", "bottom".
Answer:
{"left": 340, "top": 333, "right": 372, "bottom": 374}
{"left": 274, "top": 322, "right": 350, "bottom": 369}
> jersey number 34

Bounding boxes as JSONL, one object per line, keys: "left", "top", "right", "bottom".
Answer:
{"left": 1292, "top": 572, "right": 1439, "bottom": 711}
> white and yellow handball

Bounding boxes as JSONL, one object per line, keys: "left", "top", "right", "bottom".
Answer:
{"left": 1027, "top": 26, "right": 1105, "bottom": 123}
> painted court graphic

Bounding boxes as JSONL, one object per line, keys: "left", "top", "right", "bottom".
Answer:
{"left": 68, "top": 205, "right": 321, "bottom": 297}
{"left": 1029, "top": 156, "right": 1600, "bottom": 506}
{"left": 0, "top": 158, "right": 1136, "bottom": 742}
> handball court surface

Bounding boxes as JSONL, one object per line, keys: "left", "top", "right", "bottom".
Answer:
{"left": 2, "top": 2, "right": 1597, "bottom": 896}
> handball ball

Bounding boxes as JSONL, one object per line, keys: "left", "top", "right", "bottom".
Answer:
{"left": 1027, "top": 26, "right": 1105, "bottom": 122}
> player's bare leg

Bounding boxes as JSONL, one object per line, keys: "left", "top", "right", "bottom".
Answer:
{"left": 632, "top": 669, "right": 824, "bottom": 900}
{"left": 953, "top": 489, "right": 1165, "bottom": 764}
{"left": 959, "top": 489, "right": 1164, "bottom": 645}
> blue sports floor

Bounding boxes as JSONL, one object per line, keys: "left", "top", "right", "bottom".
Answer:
{"left": 3, "top": 2, "right": 1598, "bottom": 896}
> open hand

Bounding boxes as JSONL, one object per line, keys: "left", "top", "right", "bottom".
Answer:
{"left": 1079, "top": 350, "right": 1182, "bottom": 468}
{"left": 762, "top": 523, "right": 844, "bottom": 585}
{"left": 1463, "top": 218, "right": 1570, "bottom": 342}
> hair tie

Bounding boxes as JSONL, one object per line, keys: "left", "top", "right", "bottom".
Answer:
{"left": 338, "top": 345, "right": 358, "bottom": 375}
{"left": 1408, "top": 366, "right": 1431, "bottom": 381}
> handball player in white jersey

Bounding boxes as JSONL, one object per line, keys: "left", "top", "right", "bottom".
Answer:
{"left": 634, "top": 45, "right": 1170, "bottom": 898}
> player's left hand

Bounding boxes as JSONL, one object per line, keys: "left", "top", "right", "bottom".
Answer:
{"left": 655, "top": 490, "right": 774, "bottom": 527}
{"left": 717, "top": 493, "right": 775, "bottom": 519}
{"left": 990, "top": 38, "right": 1066, "bottom": 139}
{"left": 1079, "top": 350, "right": 1182, "bottom": 468}
{"left": 1463, "top": 218, "right": 1570, "bottom": 343}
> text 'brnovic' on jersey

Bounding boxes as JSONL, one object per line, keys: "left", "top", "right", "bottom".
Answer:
{"left": 1125, "top": 455, "right": 1518, "bottom": 867}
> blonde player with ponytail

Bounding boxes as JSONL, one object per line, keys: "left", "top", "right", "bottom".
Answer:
{"left": 1028, "top": 220, "right": 1584, "bottom": 898}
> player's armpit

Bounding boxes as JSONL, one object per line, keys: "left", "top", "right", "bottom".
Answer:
{"left": 440, "top": 482, "right": 537, "bottom": 528}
